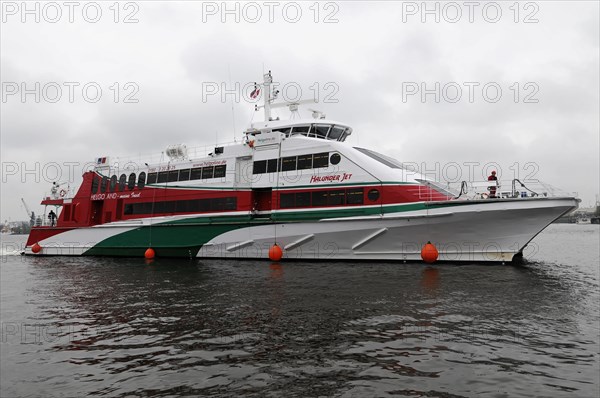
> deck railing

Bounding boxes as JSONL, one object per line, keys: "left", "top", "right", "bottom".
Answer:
{"left": 96, "top": 140, "right": 244, "bottom": 173}
{"left": 446, "top": 179, "right": 576, "bottom": 200}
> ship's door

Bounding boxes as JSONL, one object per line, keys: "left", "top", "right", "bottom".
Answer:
{"left": 234, "top": 156, "right": 253, "bottom": 188}
{"left": 252, "top": 188, "right": 272, "bottom": 218}
{"left": 90, "top": 201, "right": 103, "bottom": 225}
{"left": 115, "top": 199, "right": 124, "bottom": 221}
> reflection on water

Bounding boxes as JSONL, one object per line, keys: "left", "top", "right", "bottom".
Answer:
{"left": 1, "top": 225, "right": 599, "bottom": 397}
{"left": 420, "top": 267, "right": 440, "bottom": 294}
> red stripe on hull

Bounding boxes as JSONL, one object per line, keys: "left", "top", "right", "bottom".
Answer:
{"left": 28, "top": 171, "right": 451, "bottom": 236}
{"left": 26, "top": 227, "right": 74, "bottom": 246}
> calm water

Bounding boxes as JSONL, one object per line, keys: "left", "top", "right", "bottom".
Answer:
{"left": 1, "top": 224, "right": 598, "bottom": 397}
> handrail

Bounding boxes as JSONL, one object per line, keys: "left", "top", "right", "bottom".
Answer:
{"left": 454, "top": 181, "right": 469, "bottom": 199}
{"left": 447, "top": 179, "right": 575, "bottom": 200}
{"left": 512, "top": 178, "right": 539, "bottom": 197}
{"left": 108, "top": 140, "right": 243, "bottom": 168}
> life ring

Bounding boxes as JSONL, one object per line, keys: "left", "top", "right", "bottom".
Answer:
{"left": 59, "top": 189, "right": 67, "bottom": 198}
{"left": 248, "top": 140, "right": 255, "bottom": 148}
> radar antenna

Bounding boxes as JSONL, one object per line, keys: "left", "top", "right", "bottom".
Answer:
{"left": 254, "top": 71, "right": 317, "bottom": 120}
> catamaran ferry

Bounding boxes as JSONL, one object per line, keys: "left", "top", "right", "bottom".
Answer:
{"left": 23, "top": 72, "right": 579, "bottom": 262}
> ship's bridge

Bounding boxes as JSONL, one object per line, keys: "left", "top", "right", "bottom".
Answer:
{"left": 247, "top": 119, "right": 352, "bottom": 142}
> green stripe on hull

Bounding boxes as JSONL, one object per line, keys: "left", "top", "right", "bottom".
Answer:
{"left": 84, "top": 224, "right": 247, "bottom": 257}
{"left": 159, "top": 202, "right": 434, "bottom": 225}
{"left": 83, "top": 199, "right": 499, "bottom": 257}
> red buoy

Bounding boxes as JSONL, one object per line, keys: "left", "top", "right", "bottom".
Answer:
{"left": 268, "top": 244, "right": 283, "bottom": 261}
{"left": 31, "top": 243, "right": 42, "bottom": 254}
{"left": 421, "top": 241, "right": 439, "bottom": 264}
{"left": 144, "top": 248, "right": 155, "bottom": 259}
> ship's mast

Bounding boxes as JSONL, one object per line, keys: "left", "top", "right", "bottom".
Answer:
{"left": 254, "top": 70, "right": 315, "bottom": 122}
{"left": 263, "top": 70, "right": 273, "bottom": 121}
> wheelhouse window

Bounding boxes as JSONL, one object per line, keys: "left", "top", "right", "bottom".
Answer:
{"left": 273, "top": 127, "right": 292, "bottom": 135}
{"left": 292, "top": 125, "right": 311, "bottom": 136}
{"left": 101, "top": 176, "right": 108, "bottom": 193}
{"left": 328, "top": 126, "right": 345, "bottom": 140}
{"left": 270, "top": 124, "right": 350, "bottom": 141}
{"left": 313, "top": 124, "right": 330, "bottom": 138}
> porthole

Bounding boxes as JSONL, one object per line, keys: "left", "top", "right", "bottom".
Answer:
{"left": 330, "top": 153, "right": 341, "bottom": 165}
{"left": 368, "top": 189, "right": 380, "bottom": 202}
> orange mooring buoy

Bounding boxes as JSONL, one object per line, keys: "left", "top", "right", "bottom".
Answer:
{"left": 268, "top": 244, "right": 283, "bottom": 261}
{"left": 31, "top": 243, "right": 41, "bottom": 254}
{"left": 144, "top": 248, "right": 155, "bottom": 259}
{"left": 421, "top": 241, "right": 439, "bottom": 264}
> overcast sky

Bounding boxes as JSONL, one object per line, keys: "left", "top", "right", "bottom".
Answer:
{"left": 1, "top": 0, "right": 599, "bottom": 221}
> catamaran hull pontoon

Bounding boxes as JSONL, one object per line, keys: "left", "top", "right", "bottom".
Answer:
{"left": 23, "top": 197, "right": 577, "bottom": 262}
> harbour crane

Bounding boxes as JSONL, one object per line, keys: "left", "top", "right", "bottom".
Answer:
{"left": 21, "top": 198, "right": 36, "bottom": 226}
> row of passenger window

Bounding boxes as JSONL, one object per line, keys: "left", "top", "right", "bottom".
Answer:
{"left": 147, "top": 165, "right": 227, "bottom": 184}
{"left": 253, "top": 152, "right": 340, "bottom": 174}
{"left": 91, "top": 164, "right": 228, "bottom": 194}
{"left": 92, "top": 172, "right": 147, "bottom": 194}
{"left": 280, "top": 188, "right": 365, "bottom": 209}
{"left": 124, "top": 197, "right": 237, "bottom": 215}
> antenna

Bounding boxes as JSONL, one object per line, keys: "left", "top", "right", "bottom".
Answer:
{"left": 263, "top": 70, "right": 273, "bottom": 121}
{"left": 308, "top": 108, "right": 326, "bottom": 119}
{"left": 228, "top": 64, "right": 237, "bottom": 142}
